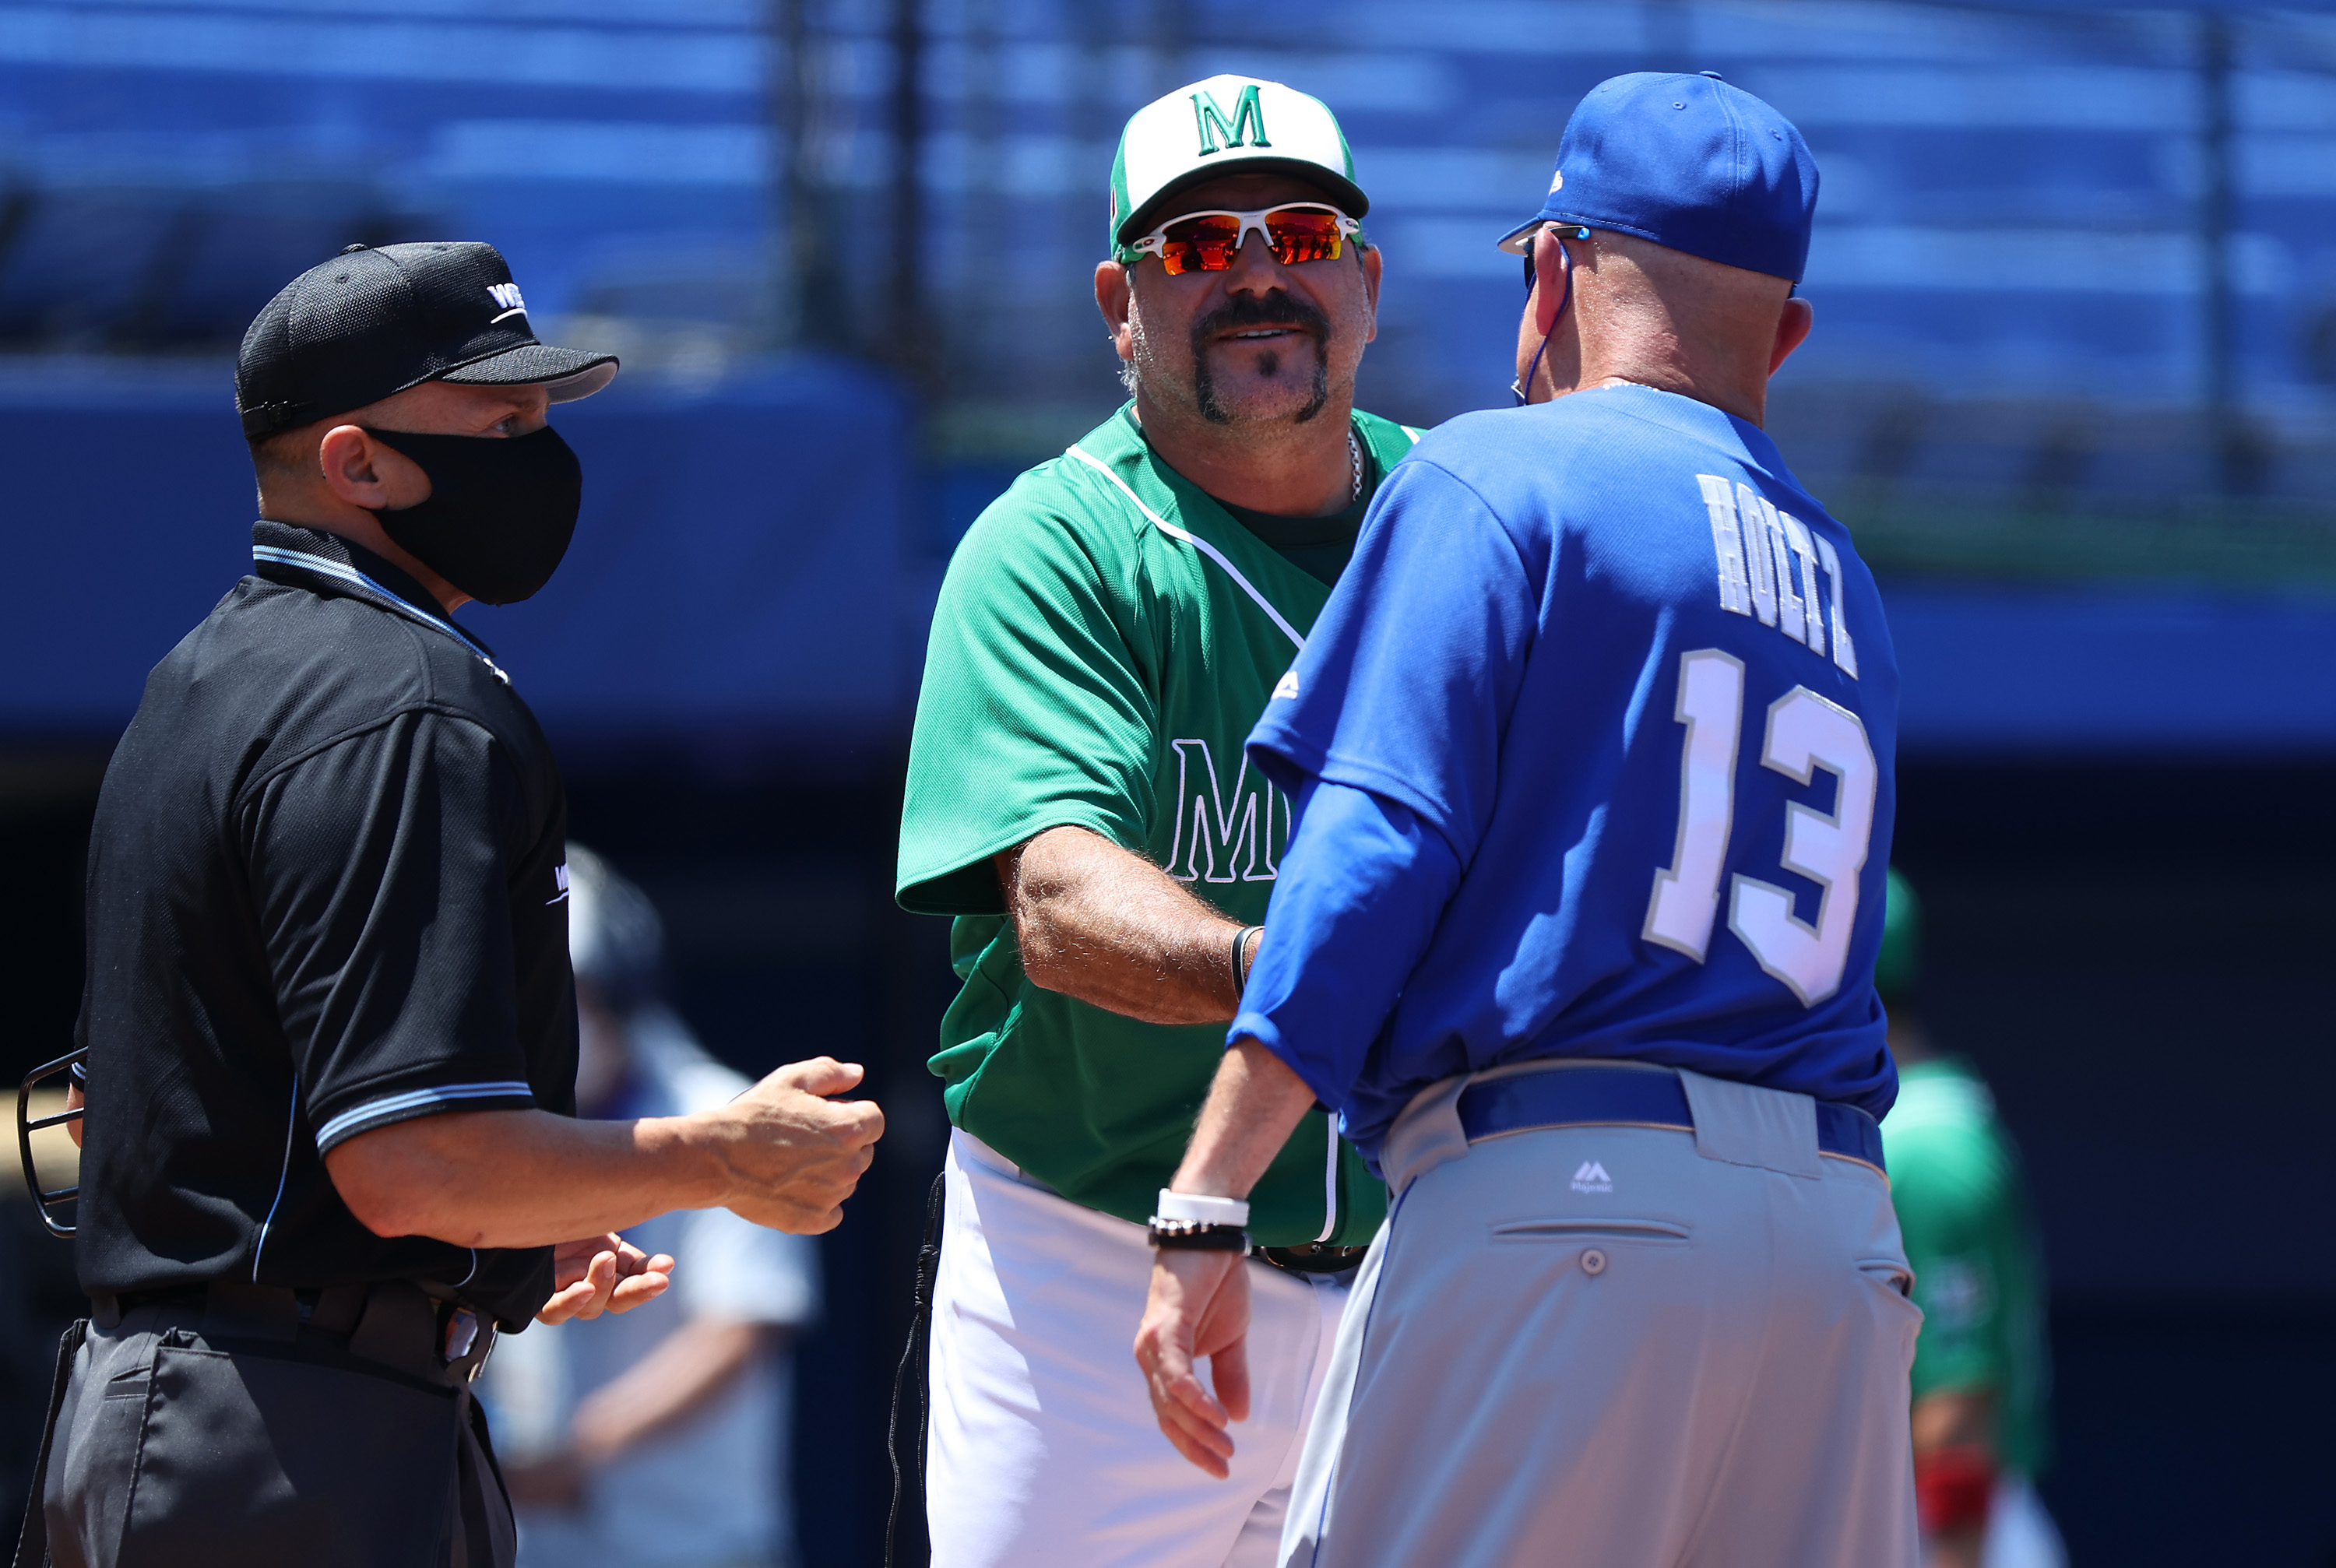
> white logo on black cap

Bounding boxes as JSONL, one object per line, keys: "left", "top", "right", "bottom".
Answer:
{"left": 487, "top": 283, "right": 527, "bottom": 324}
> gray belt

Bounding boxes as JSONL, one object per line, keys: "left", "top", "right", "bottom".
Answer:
{"left": 90, "top": 1276, "right": 498, "bottom": 1387}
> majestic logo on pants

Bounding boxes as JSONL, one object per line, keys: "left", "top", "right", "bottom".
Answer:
{"left": 1571, "top": 1160, "right": 1613, "bottom": 1194}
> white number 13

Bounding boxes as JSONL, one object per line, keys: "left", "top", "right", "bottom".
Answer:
{"left": 1641, "top": 649, "right": 1877, "bottom": 1007}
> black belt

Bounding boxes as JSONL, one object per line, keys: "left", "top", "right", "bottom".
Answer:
{"left": 93, "top": 1277, "right": 497, "bottom": 1387}
{"left": 1456, "top": 1064, "right": 1886, "bottom": 1174}
{"left": 1255, "top": 1243, "right": 1368, "bottom": 1278}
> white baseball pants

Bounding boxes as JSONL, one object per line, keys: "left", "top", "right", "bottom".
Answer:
{"left": 926, "top": 1130, "right": 1349, "bottom": 1568}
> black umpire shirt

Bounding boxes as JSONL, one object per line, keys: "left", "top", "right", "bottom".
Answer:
{"left": 73, "top": 520, "right": 577, "bottom": 1330}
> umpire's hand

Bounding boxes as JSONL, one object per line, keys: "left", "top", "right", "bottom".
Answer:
{"left": 1135, "top": 1248, "right": 1253, "bottom": 1477}
{"left": 698, "top": 1056, "right": 885, "bottom": 1234}
{"left": 537, "top": 1232, "right": 674, "bottom": 1324}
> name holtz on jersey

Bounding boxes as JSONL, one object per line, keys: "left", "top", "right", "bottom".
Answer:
{"left": 1694, "top": 473, "right": 1859, "bottom": 679}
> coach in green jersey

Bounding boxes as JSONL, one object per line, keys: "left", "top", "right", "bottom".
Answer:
{"left": 1877, "top": 870, "right": 2063, "bottom": 1568}
{"left": 898, "top": 76, "right": 1407, "bottom": 1568}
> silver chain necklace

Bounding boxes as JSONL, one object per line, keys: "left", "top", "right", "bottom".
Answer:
{"left": 1348, "top": 428, "right": 1363, "bottom": 502}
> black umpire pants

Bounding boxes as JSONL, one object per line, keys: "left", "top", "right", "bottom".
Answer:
{"left": 15, "top": 1278, "right": 513, "bottom": 1568}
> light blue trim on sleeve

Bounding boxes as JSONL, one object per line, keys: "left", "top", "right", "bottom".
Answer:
{"left": 312, "top": 1081, "right": 534, "bottom": 1150}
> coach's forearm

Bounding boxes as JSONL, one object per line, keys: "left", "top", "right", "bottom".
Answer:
{"left": 326, "top": 1107, "right": 726, "bottom": 1249}
{"left": 999, "top": 825, "right": 1254, "bottom": 1026}
{"left": 1170, "top": 1039, "right": 1320, "bottom": 1200}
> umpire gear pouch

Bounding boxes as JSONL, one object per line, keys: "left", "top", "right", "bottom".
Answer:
{"left": 38, "top": 1310, "right": 480, "bottom": 1568}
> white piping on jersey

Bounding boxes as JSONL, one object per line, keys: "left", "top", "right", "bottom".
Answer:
{"left": 1064, "top": 444, "right": 1306, "bottom": 650}
{"left": 252, "top": 544, "right": 507, "bottom": 683}
{"left": 313, "top": 1081, "right": 534, "bottom": 1151}
{"left": 1317, "top": 1110, "right": 1339, "bottom": 1243}
{"left": 1069, "top": 427, "right": 1423, "bottom": 1246}
{"left": 252, "top": 1073, "right": 301, "bottom": 1283}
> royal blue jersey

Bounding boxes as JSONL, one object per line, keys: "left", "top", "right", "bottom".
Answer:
{"left": 1237, "top": 385, "right": 1899, "bottom": 1169}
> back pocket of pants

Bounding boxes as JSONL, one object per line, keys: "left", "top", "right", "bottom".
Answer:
{"left": 1490, "top": 1217, "right": 1691, "bottom": 1244}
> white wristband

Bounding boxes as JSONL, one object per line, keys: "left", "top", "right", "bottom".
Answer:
{"left": 1155, "top": 1190, "right": 1251, "bottom": 1227}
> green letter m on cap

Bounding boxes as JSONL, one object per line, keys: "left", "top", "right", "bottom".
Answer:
{"left": 1192, "top": 84, "right": 1270, "bottom": 156}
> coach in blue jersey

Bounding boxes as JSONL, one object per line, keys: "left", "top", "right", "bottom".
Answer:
{"left": 1132, "top": 74, "right": 1916, "bottom": 1568}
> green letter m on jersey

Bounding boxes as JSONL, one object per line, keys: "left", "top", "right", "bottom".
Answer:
{"left": 1166, "top": 738, "right": 1283, "bottom": 884}
{"left": 1191, "top": 84, "right": 1269, "bottom": 156}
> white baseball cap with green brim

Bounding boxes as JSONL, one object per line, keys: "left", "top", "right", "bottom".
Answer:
{"left": 1110, "top": 74, "right": 1370, "bottom": 262}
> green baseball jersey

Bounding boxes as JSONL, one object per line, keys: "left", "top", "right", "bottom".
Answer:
{"left": 1880, "top": 1056, "right": 2052, "bottom": 1478}
{"left": 897, "top": 403, "right": 1420, "bottom": 1246}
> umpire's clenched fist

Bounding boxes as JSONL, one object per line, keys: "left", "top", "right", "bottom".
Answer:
{"left": 696, "top": 1056, "right": 885, "bottom": 1232}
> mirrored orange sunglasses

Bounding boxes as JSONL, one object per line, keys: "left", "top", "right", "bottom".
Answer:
{"left": 1127, "top": 204, "right": 1362, "bottom": 276}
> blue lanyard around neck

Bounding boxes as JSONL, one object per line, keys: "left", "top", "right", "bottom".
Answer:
{"left": 251, "top": 544, "right": 508, "bottom": 684}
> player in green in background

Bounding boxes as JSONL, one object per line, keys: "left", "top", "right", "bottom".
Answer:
{"left": 1878, "top": 868, "right": 2067, "bottom": 1568}
{"left": 895, "top": 76, "right": 1404, "bottom": 1568}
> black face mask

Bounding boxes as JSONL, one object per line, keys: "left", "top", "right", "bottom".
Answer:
{"left": 363, "top": 424, "right": 582, "bottom": 605}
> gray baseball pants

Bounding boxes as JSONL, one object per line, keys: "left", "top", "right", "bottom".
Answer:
{"left": 1279, "top": 1065, "right": 1922, "bottom": 1568}
{"left": 23, "top": 1281, "right": 512, "bottom": 1568}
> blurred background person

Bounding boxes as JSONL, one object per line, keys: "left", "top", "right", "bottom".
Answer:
{"left": 480, "top": 845, "right": 820, "bottom": 1568}
{"left": 1877, "top": 868, "right": 2062, "bottom": 1568}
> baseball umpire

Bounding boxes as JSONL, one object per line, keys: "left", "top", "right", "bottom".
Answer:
{"left": 1135, "top": 74, "right": 1918, "bottom": 1566}
{"left": 17, "top": 241, "right": 883, "bottom": 1568}
{"left": 895, "top": 76, "right": 1405, "bottom": 1568}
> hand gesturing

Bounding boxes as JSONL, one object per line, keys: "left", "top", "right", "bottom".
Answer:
{"left": 537, "top": 1232, "right": 673, "bottom": 1324}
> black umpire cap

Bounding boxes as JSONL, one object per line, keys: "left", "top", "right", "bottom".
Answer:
{"left": 237, "top": 241, "right": 618, "bottom": 440}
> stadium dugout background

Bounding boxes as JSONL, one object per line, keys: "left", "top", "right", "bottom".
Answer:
{"left": 3, "top": 0, "right": 2335, "bottom": 1562}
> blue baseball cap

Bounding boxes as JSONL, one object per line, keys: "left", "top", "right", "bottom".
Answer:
{"left": 1497, "top": 72, "right": 1818, "bottom": 284}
